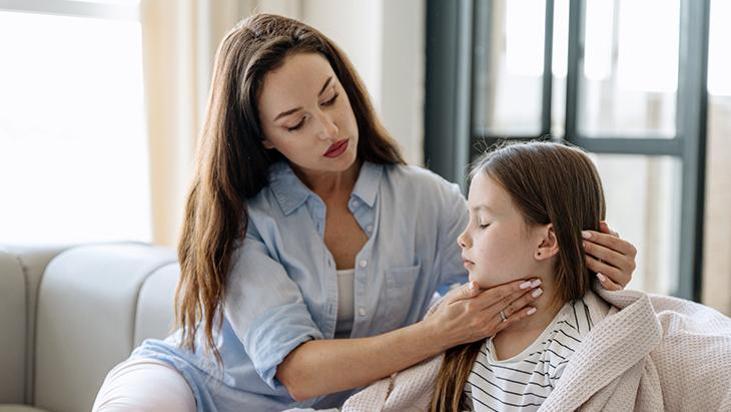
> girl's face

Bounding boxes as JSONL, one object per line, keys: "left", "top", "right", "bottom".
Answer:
{"left": 257, "top": 52, "right": 359, "bottom": 176}
{"left": 458, "top": 172, "right": 553, "bottom": 288}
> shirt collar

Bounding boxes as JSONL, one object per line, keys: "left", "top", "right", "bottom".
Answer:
{"left": 269, "top": 161, "right": 384, "bottom": 215}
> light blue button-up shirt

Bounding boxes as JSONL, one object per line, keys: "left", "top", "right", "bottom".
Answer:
{"left": 134, "top": 161, "right": 468, "bottom": 411}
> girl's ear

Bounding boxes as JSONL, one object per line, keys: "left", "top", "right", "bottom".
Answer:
{"left": 535, "top": 224, "right": 559, "bottom": 260}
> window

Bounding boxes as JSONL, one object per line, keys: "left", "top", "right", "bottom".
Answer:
{"left": 0, "top": 0, "right": 151, "bottom": 244}
{"left": 425, "top": 0, "right": 709, "bottom": 300}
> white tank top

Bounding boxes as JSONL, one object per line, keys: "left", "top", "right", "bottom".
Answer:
{"left": 335, "top": 268, "right": 355, "bottom": 338}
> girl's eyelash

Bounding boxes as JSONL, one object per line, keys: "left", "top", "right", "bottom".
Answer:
{"left": 479, "top": 223, "right": 490, "bottom": 229}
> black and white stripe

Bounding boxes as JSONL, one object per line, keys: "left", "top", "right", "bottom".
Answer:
{"left": 463, "top": 292, "right": 596, "bottom": 411}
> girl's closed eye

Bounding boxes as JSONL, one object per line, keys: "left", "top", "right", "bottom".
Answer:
{"left": 479, "top": 222, "right": 491, "bottom": 229}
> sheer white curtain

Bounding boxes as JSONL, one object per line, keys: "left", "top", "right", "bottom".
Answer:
{"left": 140, "top": 0, "right": 303, "bottom": 246}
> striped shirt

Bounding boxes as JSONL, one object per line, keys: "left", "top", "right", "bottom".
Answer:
{"left": 464, "top": 291, "right": 596, "bottom": 411}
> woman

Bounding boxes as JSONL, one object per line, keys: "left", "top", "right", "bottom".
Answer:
{"left": 92, "top": 14, "right": 637, "bottom": 411}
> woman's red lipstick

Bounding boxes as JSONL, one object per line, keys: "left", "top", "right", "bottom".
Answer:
{"left": 323, "top": 139, "right": 348, "bottom": 158}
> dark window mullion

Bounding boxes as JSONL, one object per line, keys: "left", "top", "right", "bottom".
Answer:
{"left": 676, "top": 0, "right": 710, "bottom": 301}
{"left": 573, "top": 136, "right": 684, "bottom": 156}
{"left": 564, "top": 0, "right": 584, "bottom": 142}
{"left": 541, "top": 0, "right": 555, "bottom": 137}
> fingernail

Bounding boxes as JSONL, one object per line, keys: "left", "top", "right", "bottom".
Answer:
{"left": 530, "top": 279, "right": 542, "bottom": 288}
{"left": 527, "top": 307, "right": 537, "bottom": 315}
{"left": 531, "top": 288, "right": 543, "bottom": 298}
{"left": 596, "top": 273, "right": 607, "bottom": 283}
{"left": 520, "top": 281, "right": 533, "bottom": 289}
{"left": 581, "top": 230, "right": 591, "bottom": 239}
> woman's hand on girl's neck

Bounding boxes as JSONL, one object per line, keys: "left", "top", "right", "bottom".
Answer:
{"left": 492, "top": 276, "right": 564, "bottom": 360}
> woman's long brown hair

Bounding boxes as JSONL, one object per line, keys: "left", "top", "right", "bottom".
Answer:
{"left": 430, "top": 141, "right": 606, "bottom": 411}
{"left": 175, "top": 13, "right": 405, "bottom": 363}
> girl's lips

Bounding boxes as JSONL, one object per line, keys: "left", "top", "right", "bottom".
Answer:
{"left": 462, "top": 259, "right": 475, "bottom": 268}
{"left": 324, "top": 139, "right": 348, "bottom": 157}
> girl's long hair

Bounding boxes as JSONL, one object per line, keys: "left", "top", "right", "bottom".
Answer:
{"left": 175, "top": 13, "right": 405, "bottom": 362}
{"left": 430, "top": 141, "right": 606, "bottom": 411}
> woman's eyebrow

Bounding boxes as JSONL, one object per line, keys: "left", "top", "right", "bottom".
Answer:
{"left": 273, "top": 76, "right": 334, "bottom": 121}
{"left": 318, "top": 76, "right": 333, "bottom": 96}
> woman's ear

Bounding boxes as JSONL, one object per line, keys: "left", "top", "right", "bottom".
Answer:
{"left": 535, "top": 224, "right": 559, "bottom": 260}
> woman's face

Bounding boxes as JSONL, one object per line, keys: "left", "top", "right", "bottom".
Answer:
{"left": 257, "top": 52, "right": 359, "bottom": 176}
{"left": 458, "top": 172, "right": 548, "bottom": 288}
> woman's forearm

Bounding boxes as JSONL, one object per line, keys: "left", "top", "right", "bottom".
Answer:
{"left": 276, "top": 320, "right": 445, "bottom": 401}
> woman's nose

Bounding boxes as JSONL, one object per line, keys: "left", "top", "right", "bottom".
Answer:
{"left": 315, "top": 112, "right": 339, "bottom": 140}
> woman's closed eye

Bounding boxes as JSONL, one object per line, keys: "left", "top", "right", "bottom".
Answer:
{"left": 285, "top": 93, "right": 339, "bottom": 132}
{"left": 321, "top": 92, "right": 339, "bottom": 107}
{"left": 287, "top": 117, "right": 305, "bottom": 132}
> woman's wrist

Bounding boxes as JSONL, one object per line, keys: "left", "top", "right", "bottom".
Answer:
{"left": 413, "top": 317, "right": 454, "bottom": 354}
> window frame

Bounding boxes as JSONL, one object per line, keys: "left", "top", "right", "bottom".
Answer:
{"left": 424, "top": 0, "right": 710, "bottom": 300}
{"left": 0, "top": 0, "right": 139, "bottom": 21}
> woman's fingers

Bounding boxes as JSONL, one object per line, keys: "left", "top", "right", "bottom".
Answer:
{"left": 599, "top": 220, "right": 619, "bottom": 237}
{"left": 493, "top": 305, "right": 539, "bottom": 334}
{"left": 441, "top": 280, "right": 481, "bottom": 305}
{"left": 582, "top": 230, "right": 637, "bottom": 258}
{"left": 485, "top": 284, "right": 542, "bottom": 318}
{"left": 583, "top": 238, "right": 634, "bottom": 270}
{"left": 585, "top": 254, "right": 627, "bottom": 290}
{"left": 582, "top": 231, "right": 637, "bottom": 289}
{"left": 471, "top": 278, "right": 541, "bottom": 311}
{"left": 595, "top": 271, "right": 623, "bottom": 291}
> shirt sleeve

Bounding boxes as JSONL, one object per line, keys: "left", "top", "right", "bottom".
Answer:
{"left": 224, "top": 219, "right": 324, "bottom": 390}
{"left": 435, "top": 180, "right": 469, "bottom": 288}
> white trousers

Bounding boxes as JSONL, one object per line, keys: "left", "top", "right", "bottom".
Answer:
{"left": 92, "top": 357, "right": 197, "bottom": 412}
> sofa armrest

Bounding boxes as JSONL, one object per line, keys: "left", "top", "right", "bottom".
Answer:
{"left": 0, "top": 250, "right": 27, "bottom": 404}
{"left": 0, "top": 244, "right": 70, "bottom": 405}
{"left": 33, "top": 242, "right": 177, "bottom": 412}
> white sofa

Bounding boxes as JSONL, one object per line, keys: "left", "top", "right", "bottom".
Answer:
{"left": 0, "top": 242, "right": 179, "bottom": 412}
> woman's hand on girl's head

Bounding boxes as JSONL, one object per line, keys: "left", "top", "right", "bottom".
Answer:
{"left": 422, "top": 279, "right": 542, "bottom": 350}
{"left": 582, "top": 221, "right": 638, "bottom": 291}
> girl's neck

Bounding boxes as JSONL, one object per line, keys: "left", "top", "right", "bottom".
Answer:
{"left": 492, "top": 274, "right": 564, "bottom": 361}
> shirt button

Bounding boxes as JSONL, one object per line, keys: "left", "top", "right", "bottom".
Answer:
{"left": 359, "top": 259, "right": 367, "bottom": 268}
{"left": 350, "top": 200, "right": 358, "bottom": 209}
{"left": 358, "top": 307, "right": 367, "bottom": 317}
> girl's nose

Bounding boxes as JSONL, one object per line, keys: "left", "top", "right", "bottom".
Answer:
{"left": 457, "top": 228, "right": 470, "bottom": 249}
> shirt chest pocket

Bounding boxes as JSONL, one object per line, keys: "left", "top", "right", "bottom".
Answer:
{"left": 380, "top": 263, "right": 421, "bottom": 332}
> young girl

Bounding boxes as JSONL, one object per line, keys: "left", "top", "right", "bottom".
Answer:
{"left": 337, "top": 141, "right": 731, "bottom": 412}
{"left": 432, "top": 141, "right": 608, "bottom": 411}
